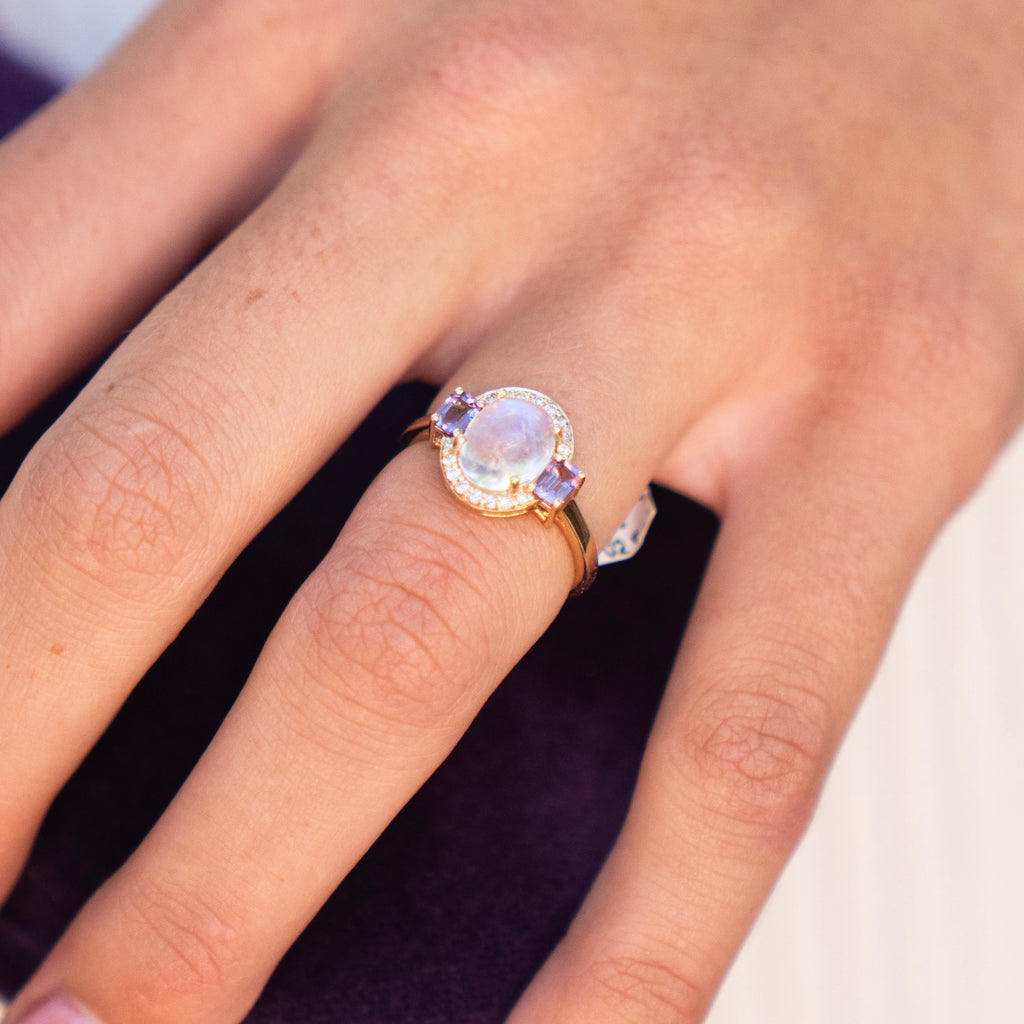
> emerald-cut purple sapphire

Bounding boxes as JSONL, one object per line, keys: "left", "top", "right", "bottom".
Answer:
{"left": 533, "top": 459, "right": 584, "bottom": 509}
{"left": 434, "top": 391, "right": 478, "bottom": 436}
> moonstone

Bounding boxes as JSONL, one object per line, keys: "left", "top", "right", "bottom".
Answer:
{"left": 458, "top": 398, "right": 555, "bottom": 492}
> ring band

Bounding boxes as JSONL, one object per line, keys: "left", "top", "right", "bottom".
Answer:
{"left": 401, "top": 387, "right": 599, "bottom": 596}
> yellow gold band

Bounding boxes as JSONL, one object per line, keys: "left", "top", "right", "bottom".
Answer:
{"left": 555, "top": 496, "right": 599, "bottom": 596}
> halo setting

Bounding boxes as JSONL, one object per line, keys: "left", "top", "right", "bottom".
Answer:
{"left": 402, "top": 384, "right": 657, "bottom": 597}
{"left": 429, "top": 387, "right": 583, "bottom": 518}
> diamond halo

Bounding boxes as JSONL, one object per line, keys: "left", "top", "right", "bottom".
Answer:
{"left": 431, "top": 387, "right": 582, "bottom": 518}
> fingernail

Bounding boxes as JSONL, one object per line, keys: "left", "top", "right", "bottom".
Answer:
{"left": 9, "top": 997, "right": 101, "bottom": 1024}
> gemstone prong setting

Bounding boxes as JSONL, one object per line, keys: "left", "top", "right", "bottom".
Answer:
{"left": 429, "top": 387, "right": 578, "bottom": 517}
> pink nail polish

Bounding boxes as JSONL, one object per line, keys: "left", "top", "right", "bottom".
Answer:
{"left": 10, "top": 997, "right": 100, "bottom": 1024}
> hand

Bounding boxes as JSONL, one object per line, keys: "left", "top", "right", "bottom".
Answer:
{"left": 2, "top": 1, "right": 1022, "bottom": 1022}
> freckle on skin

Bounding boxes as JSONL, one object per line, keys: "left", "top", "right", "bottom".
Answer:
{"left": 49, "top": 643, "right": 65, "bottom": 656}
{"left": 246, "top": 288, "right": 267, "bottom": 304}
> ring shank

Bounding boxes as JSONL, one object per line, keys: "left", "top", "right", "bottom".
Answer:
{"left": 557, "top": 499, "right": 599, "bottom": 597}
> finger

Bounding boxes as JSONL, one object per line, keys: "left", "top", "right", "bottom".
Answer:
{"left": 0, "top": 0, "right": 371, "bottom": 432}
{"left": 0, "top": 0, "right": 752, "bottom": 903}
{"left": 1, "top": 263, "right": 730, "bottom": 1024}
{"left": 0, "top": 55, "right": 526, "bottom": 901}
{"left": 505, "top": 403, "right": 966, "bottom": 1024}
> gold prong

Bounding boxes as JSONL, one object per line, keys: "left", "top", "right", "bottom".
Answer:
{"left": 533, "top": 500, "right": 553, "bottom": 522}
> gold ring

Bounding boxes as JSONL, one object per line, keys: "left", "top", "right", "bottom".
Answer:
{"left": 401, "top": 387, "right": 598, "bottom": 596}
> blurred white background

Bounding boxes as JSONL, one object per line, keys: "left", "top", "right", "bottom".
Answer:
{"left": 1, "top": 3, "right": 1022, "bottom": 1021}
{"left": 0, "top": 0, "right": 148, "bottom": 77}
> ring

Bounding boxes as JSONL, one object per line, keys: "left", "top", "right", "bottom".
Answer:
{"left": 401, "top": 387, "right": 599, "bottom": 596}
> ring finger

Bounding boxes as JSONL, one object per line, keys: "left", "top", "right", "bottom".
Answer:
{"left": 3, "top": 255, "right": 722, "bottom": 1023}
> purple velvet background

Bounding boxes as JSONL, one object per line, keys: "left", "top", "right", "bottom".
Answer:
{"left": 0, "top": 52, "right": 718, "bottom": 1022}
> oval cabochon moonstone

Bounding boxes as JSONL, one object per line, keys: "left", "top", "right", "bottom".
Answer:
{"left": 458, "top": 398, "right": 555, "bottom": 492}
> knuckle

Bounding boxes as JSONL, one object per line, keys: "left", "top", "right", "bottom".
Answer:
{"left": 680, "top": 661, "right": 832, "bottom": 846}
{"left": 17, "top": 386, "right": 219, "bottom": 592}
{"left": 587, "top": 948, "right": 707, "bottom": 1024}
{"left": 906, "top": 307, "right": 1024, "bottom": 483}
{"left": 821, "top": 286, "right": 1020, "bottom": 491}
{"left": 116, "top": 874, "right": 245, "bottom": 999}
{"left": 420, "top": 5, "right": 582, "bottom": 132}
{"left": 889, "top": 306, "right": 1006, "bottom": 415}
{"left": 285, "top": 521, "right": 495, "bottom": 738}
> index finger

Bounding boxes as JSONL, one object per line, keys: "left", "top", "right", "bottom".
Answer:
{"left": 0, "top": 0, "right": 367, "bottom": 432}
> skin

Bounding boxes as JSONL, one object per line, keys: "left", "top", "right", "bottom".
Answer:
{"left": 1, "top": 0, "right": 1022, "bottom": 1021}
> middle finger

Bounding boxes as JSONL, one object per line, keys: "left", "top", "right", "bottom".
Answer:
{"left": 0, "top": 62, "right": 536, "bottom": 896}
{"left": 7, "top": 258, "right": 714, "bottom": 1022}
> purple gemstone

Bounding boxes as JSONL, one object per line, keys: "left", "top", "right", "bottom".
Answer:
{"left": 533, "top": 459, "right": 584, "bottom": 509}
{"left": 434, "top": 391, "right": 478, "bottom": 436}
